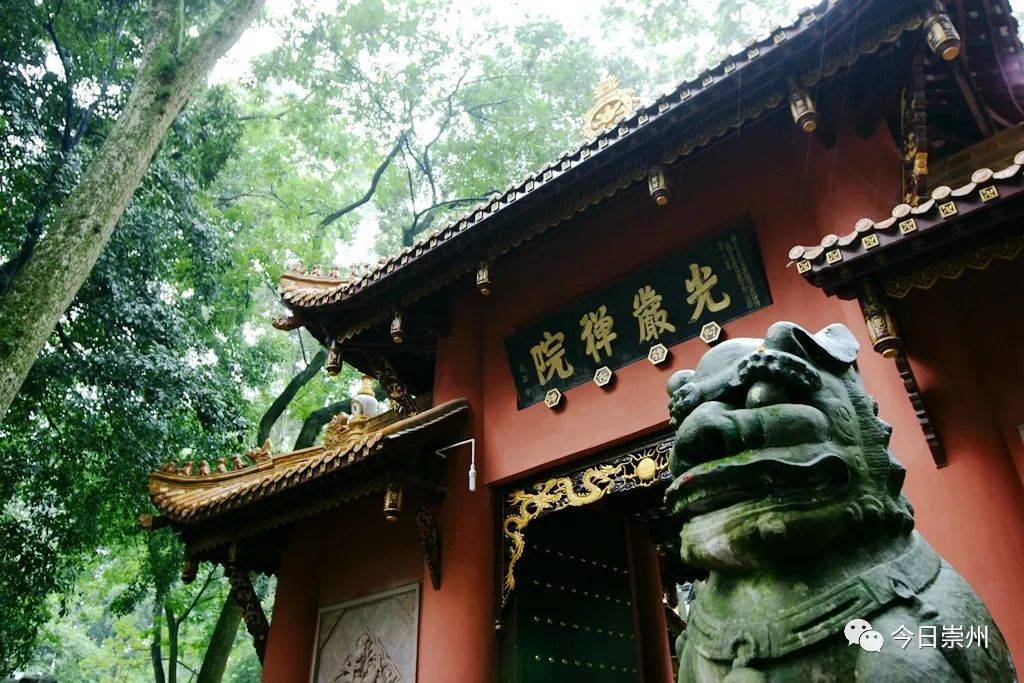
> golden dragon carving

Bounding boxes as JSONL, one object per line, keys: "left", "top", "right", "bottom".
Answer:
{"left": 499, "top": 441, "right": 671, "bottom": 611}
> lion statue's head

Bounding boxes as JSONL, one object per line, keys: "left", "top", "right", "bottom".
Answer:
{"left": 664, "top": 321, "right": 914, "bottom": 573}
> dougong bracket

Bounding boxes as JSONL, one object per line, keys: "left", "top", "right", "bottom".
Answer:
{"left": 225, "top": 562, "right": 270, "bottom": 663}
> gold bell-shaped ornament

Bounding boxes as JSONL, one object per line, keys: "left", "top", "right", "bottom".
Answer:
{"left": 647, "top": 165, "right": 670, "bottom": 206}
{"left": 787, "top": 76, "right": 818, "bottom": 133}
{"left": 390, "top": 311, "right": 404, "bottom": 344}
{"left": 383, "top": 479, "right": 403, "bottom": 522}
{"left": 924, "top": 2, "right": 961, "bottom": 61}
{"left": 476, "top": 262, "right": 492, "bottom": 296}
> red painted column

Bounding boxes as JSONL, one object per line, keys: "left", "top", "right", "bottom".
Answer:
{"left": 625, "top": 519, "right": 674, "bottom": 683}
{"left": 417, "top": 287, "right": 497, "bottom": 682}
{"left": 262, "top": 522, "right": 322, "bottom": 682}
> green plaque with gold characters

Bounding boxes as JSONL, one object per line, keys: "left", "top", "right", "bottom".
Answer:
{"left": 505, "top": 219, "right": 772, "bottom": 408}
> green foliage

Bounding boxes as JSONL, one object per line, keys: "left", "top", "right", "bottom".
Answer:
{"left": 0, "top": 86, "right": 274, "bottom": 672}
{"left": 602, "top": 0, "right": 796, "bottom": 83}
{"left": 27, "top": 542, "right": 266, "bottom": 682}
{"left": 0, "top": 0, "right": 349, "bottom": 674}
{"left": 216, "top": 0, "right": 612, "bottom": 262}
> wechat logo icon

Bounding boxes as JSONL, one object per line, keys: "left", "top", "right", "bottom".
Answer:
{"left": 845, "top": 618, "right": 884, "bottom": 652}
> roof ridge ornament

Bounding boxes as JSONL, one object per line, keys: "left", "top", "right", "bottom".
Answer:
{"left": 581, "top": 75, "right": 640, "bottom": 141}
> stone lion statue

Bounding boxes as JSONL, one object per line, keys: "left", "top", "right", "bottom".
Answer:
{"left": 665, "top": 321, "right": 1016, "bottom": 682}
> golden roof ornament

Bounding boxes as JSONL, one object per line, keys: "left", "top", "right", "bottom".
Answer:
{"left": 581, "top": 75, "right": 641, "bottom": 141}
{"left": 323, "top": 411, "right": 351, "bottom": 451}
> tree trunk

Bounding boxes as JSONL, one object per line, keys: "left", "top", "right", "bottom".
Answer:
{"left": 195, "top": 595, "right": 242, "bottom": 683}
{"left": 293, "top": 399, "right": 349, "bottom": 449}
{"left": 151, "top": 595, "right": 167, "bottom": 683}
{"left": 165, "top": 604, "right": 178, "bottom": 683}
{"left": 192, "top": 353, "right": 327, "bottom": 679}
{"left": 0, "top": 0, "right": 266, "bottom": 422}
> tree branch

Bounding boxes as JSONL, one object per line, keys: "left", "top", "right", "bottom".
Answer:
{"left": 404, "top": 193, "right": 495, "bottom": 246}
{"left": 41, "top": 4, "right": 75, "bottom": 154}
{"left": 68, "top": 2, "right": 128, "bottom": 151}
{"left": 215, "top": 190, "right": 288, "bottom": 207}
{"left": 257, "top": 349, "right": 326, "bottom": 444}
{"left": 0, "top": 0, "right": 267, "bottom": 422}
{"left": 237, "top": 92, "right": 313, "bottom": 121}
{"left": 292, "top": 382, "right": 388, "bottom": 449}
{"left": 0, "top": 4, "right": 127, "bottom": 293}
{"left": 317, "top": 132, "right": 407, "bottom": 229}
{"left": 178, "top": 567, "right": 216, "bottom": 625}
{"left": 195, "top": 595, "right": 241, "bottom": 683}
{"left": 166, "top": 658, "right": 199, "bottom": 678}
{"left": 151, "top": 594, "right": 167, "bottom": 683}
{"left": 176, "top": 0, "right": 267, "bottom": 84}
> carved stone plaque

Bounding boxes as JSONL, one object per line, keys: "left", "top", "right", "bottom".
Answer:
{"left": 312, "top": 584, "right": 420, "bottom": 682}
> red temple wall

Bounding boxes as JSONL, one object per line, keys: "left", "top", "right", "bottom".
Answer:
{"left": 262, "top": 108, "right": 1024, "bottom": 680}
{"left": 475, "top": 107, "right": 900, "bottom": 485}
{"left": 894, "top": 259, "right": 1024, "bottom": 652}
{"left": 261, "top": 496, "right": 424, "bottom": 681}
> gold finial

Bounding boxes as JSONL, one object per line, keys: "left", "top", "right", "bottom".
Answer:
{"left": 358, "top": 375, "right": 375, "bottom": 396}
{"left": 581, "top": 75, "right": 641, "bottom": 141}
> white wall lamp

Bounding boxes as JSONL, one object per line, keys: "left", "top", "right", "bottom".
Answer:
{"left": 436, "top": 438, "right": 477, "bottom": 491}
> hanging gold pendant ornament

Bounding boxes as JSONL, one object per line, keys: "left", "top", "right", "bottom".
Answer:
{"left": 924, "top": 2, "right": 961, "bottom": 61}
{"left": 390, "top": 311, "right": 404, "bottom": 344}
{"left": 859, "top": 281, "right": 903, "bottom": 358}
{"left": 476, "top": 262, "right": 492, "bottom": 296}
{"left": 787, "top": 76, "right": 818, "bottom": 133}
{"left": 325, "top": 338, "right": 343, "bottom": 375}
{"left": 383, "top": 479, "right": 404, "bottom": 522}
{"left": 647, "top": 165, "right": 670, "bottom": 206}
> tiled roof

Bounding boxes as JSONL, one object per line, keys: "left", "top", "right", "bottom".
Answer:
{"left": 279, "top": 0, "right": 875, "bottom": 314}
{"left": 148, "top": 399, "right": 469, "bottom": 525}
{"left": 789, "top": 149, "right": 1024, "bottom": 290}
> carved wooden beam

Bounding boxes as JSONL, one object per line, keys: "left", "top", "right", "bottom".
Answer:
{"left": 893, "top": 352, "right": 946, "bottom": 467}
{"left": 415, "top": 505, "right": 441, "bottom": 590}
{"left": 271, "top": 314, "right": 305, "bottom": 331}
{"left": 364, "top": 355, "right": 419, "bottom": 415}
{"left": 137, "top": 513, "right": 169, "bottom": 531}
{"left": 226, "top": 561, "right": 270, "bottom": 663}
{"left": 855, "top": 44, "right": 911, "bottom": 140}
{"left": 901, "top": 54, "right": 929, "bottom": 204}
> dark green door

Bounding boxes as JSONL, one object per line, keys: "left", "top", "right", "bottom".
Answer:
{"left": 502, "top": 507, "right": 638, "bottom": 682}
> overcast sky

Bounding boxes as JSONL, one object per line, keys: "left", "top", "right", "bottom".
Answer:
{"left": 210, "top": 0, "right": 826, "bottom": 86}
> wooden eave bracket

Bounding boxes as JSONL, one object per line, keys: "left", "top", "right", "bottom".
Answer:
{"left": 226, "top": 560, "right": 270, "bottom": 663}
{"left": 893, "top": 352, "right": 946, "bottom": 467}
{"left": 857, "top": 280, "right": 946, "bottom": 467}
{"left": 415, "top": 504, "right": 442, "bottom": 590}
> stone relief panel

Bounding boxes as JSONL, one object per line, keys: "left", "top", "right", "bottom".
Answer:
{"left": 312, "top": 584, "right": 419, "bottom": 683}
